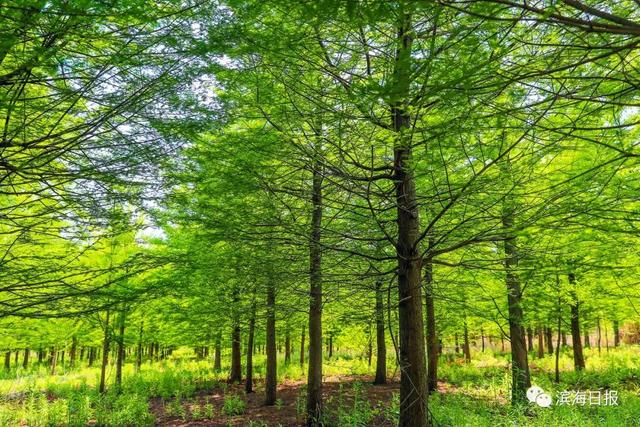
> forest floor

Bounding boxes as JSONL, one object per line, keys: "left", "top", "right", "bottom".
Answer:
{"left": 153, "top": 374, "right": 399, "bottom": 426}
{"left": 1, "top": 347, "right": 640, "bottom": 426}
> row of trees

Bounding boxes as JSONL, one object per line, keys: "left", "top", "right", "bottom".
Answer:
{"left": 1, "top": 1, "right": 640, "bottom": 427}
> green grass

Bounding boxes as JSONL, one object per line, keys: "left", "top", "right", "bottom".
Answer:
{"left": 0, "top": 346, "right": 637, "bottom": 425}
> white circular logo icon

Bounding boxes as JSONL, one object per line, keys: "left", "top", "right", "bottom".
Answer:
{"left": 527, "top": 385, "right": 552, "bottom": 407}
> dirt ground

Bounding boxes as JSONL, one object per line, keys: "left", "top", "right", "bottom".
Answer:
{"left": 151, "top": 375, "right": 401, "bottom": 426}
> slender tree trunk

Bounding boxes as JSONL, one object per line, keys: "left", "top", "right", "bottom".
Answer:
{"left": 568, "top": 273, "right": 585, "bottom": 371}
{"left": 597, "top": 318, "right": 602, "bottom": 354}
{"left": 502, "top": 200, "right": 531, "bottom": 404}
{"left": 50, "top": 348, "right": 58, "bottom": 375}
{"left": 545, "top": 327, "right": 554, "bottom": 355}
{"left": 537, "top": 327, "right": 544, "bottom": 359}
{"left": 306, "top": 153, "right": 324, "bottom": 426}
{"left": 613, "top": 320, "right": 620, "bottom": 347}
{"left": 214, "top": 335, "right": 221, "bottom": 371}
{"left": 300, "top": 324, "right": 305, "bottom": 366}
{"left": 230, "top": 287, "right": 242, "bottom": 383}
{"left": 4, "top": 351, "right": 9, "bottom": 371}
{"left": 374, "top": 281, "right": 387, "bottom": 385}
{"left": 136, "top": 321, "right": 143, "bottom": 372}
{"left": 22, "top": 348, "right": 29, "bottom": 369}
{"left": 463, "top": 322, "right": 471, "bottom": 363}
{"left": 99, "top": 310, "right": 110, "bottom": 393}
{"left": 455, "top": 334, "right": 459, "bottom": 354}
{"left": 481, "top": 329, "right": 485, "bottom": 353}
{"left": 584, "top": 329, "right": 590, "bottom": 348}
{"left": 70, "top": 337, "right": 77, "bottom": 369}
{"left": 265, "top": 282, "right": 277, "bottom": 405}
{"left": 245, "top": 300, "right": 256, "bottom": 394}
{"left": 285, "top": 327, "right": 291, "bottom": 365}
{"left": 116, "top": 308, "right": 126, "bottom": 388}
{"left": 526, "top": 327, "right": 533, "bottom": 352}
{"left": 555, "top": 299, "right": 562, "bottom": 383}
{"left": 328, "top": 334, "right": 333, "bottom": 358}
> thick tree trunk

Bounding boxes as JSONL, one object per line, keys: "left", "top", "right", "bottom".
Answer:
{"left": 306, "top": 159, "right": 323, "bottom": 426}
{"left": 99, "top": 310, "right": 110, "bottom": 393}
{"left": 300, "top": 324, "right": 305, "bottom": 366}
{"left": 568, "top": 273, "right": 585, "bottom": 371}
{"left": 502, "top": 204, "right": 531, "bottom": 405}
{"left": 424, "top": 255, "right": 437, "bottom": 393}
{"left": 116, "top": 309, "right": 126, "bottom": 388}
{"left": 392, "top": 14, "right": 428, "bottom": 426}
{"left": 245, "top": 300, "right": 256, "bottom": 394}
{"left": 265, "top": 283, "right": 277, "bottom": 405}
{"left": 374, "top": 281, "right": 387, "bottom": 385}
{"left": 613, "top": 320, "right": 620, "bottom": 347}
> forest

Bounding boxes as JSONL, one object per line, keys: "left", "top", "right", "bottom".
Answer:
{"left": 0, "top": 0, "right": 639, "bottom": 426}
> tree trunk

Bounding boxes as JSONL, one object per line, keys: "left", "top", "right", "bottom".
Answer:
{"left": 328, "top": 334, "right": 333, "bottom": 358}
{"left": 536, "top": 327, "right": 544, "bottom": 359}
{"left": 555, "top": 300, "right": 562, "bottom": 383}
{"left": 300, "top": 324, "right": 305, "bottom": 366}
{"left": 4, "top": 351, "right": 9, "bottom": 371}
{"left": 70, "top": 337, "right": 77, "bottom": 369}
{"left": 568, "top": 273, "right": 585, "bottom": 371}
{"left": 245, "top": 300, "right": 256, "bottom": 394}
{"left": 392, "top": 13, "right": 428, "bottom": 426}
{"left": 374, "top": 280, "right": 387, "bottom": 385}
{"left": 22, "top": 348, "right": 29, "bottom": 369}
{"left": 285, "top": 327, "right": 291, "bottom": 365}
{"left": 613, "top": 320, "right": 620, "bottom": 347}
{"left": 584, "top": 329, "right": 590, "bottom": 348}
{"left": 214, "top": 335, "right": 222, "bottom": 371}
{"left": 526, "top": 327, "right": 534, "bottom": 352}
{"left": 463, "top": 322, "right": 471, "bottom": 363}
{"left": 265, "top": 282, "right": 277, "bottom": 405}
{"left": 481, "top": 329, "right": 485, "bottom": 352}
{"left": 136, "top": 321, "right": 143, "bottom": 372}
{"left": 424, "top": 255, "right": 437, "bottom": 393}
{"left": 306, "top": 157, "right": 323, "bottom": 426}
{"left": 116, "top": 309, "right": 126, "bottom": 388}
{"left": 545, "top": 327, "right": 554, "bottom": 355}
{"left": 502, "top": 201, "right": 531, "bottom": 405}
{"left": 597, "top": 318, "right": 602, "bottom": 354}
{"left": 50, "top": 348, "right": 57, "bottom": 375}
{"left": 230, "top": 287, "right": 242, "bottom": 383}
{"left": 99, "top": 310, "right": 110, "bottom": 393}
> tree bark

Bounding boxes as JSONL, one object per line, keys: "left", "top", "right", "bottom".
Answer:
{"left": 502, "top": 201, "right": 531, "bottom": 405}
{"left": 115, "top": 309, "right": 126, "bottom": 388}
{"left": 545, "top": 327, "right": 554, "bottom": 355}
{"left": 300, "top": 324, "right": 305, "bottom": 366}
{"left": 22, "top": 348, "right": 29, "bottom": 369}
{"left": 4, "top": 351, "right": 9, "bottom": 371}
{"left": 245, "top": 300, "right": 256, "bottom": 394}
{"left": 136, "top": 321, "right": 143, "bottom": 372}
{"left": 99, "top": 310, "right": 110, "bottom": 393}
{"left": 568, "top": 273, "right": 585, "bottom": 371}
{"left": 214, "top": 335, "right": 222, "bottom": 371}
{"left": 463, "top": 321, "right": 471, "bottom": 363}
{"left": 537, "top": 327, "right": 544, "bottom": 359}
{"left": 230, "top": 287, "right": 242, "bottom": 383}
{"left": 70, "top": 337, "right": 77, "bottom": 369}
{"left": 526, "top": 327, "right": 534, "bottom": 352}
{"left": 613, "top": 320, "right": 620, "bottom": 347}
{"left": 424, "top": 255, "right": 437, "bottom": 393}
{"left": 374, "top": 280, "right": 387, "bottom": 385}
{"left": 306, "top": 157, "right": 323, "bottom": 426}
{"left": 265, "top": 282, "right": 277, "bottom": 405}
{"left": 392, "top": 12, "right": 428, "bottom": 426}
{"left": 285, "top": 327, "right": 291, "bottom": 365}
